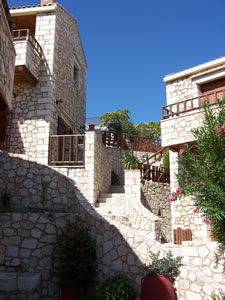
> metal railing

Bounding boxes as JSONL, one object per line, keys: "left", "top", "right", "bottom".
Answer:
{"left": 162, "top": 88, "right": 225, "bottom": 119}
{"left": 12, "top": 29, "right": 43, "bottom": 58}
{"left": 48, "top": 135, "right": 85, "bottom": 166}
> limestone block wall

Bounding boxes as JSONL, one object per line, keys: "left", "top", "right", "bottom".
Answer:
{"left": 0, "top": 212, "right": 77, "bottom": 299}
{"left": 0, "top": 151, "right": 224, "bottom": 299}
{"left": 141, "top": 181, "right": 171, "bottom": 242}
{"left": 50, "top": 4, "right": 87, "bottom": 134}
{"left": 0, "top": 151, "right": 77, "bottom": 212}
{"left": 124, "top": 170, "right": 159, "bottom": 238}
{"left": 161, "top": 110, "right": 204, "bottom": 147}
{"left": 14, "top": 40, "right": 41, "bottom": 81}
{"left": 169, "top": 151, "right": 211, "bottom": 242}
{"left": 0, "top": 1, "right": 16, "bottom": 109}
{"left": 10, "top": 62, "right": 51, "bottom": 165}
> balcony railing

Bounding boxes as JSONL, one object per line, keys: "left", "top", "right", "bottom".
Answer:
{"left": 141, "top": 165, "right": 170, "bottom": 183}
{"left": 49, "top": 135, "right": 85, "bottom": 166}
{"left": 162, "top": 88, "right": 225, "bottom": 120}
{"left": 12, "top": 29, "right": 43, "bottom": 58}
{"left": 102, "top": 131, "right": 161, "bottom": 153}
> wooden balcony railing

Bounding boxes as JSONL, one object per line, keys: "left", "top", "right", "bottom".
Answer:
{"left": 162, "top": 88, "right": 225, "bottom": 119}
{"left": 12, "top": 29, "right": 43, "bottom": 58}
{"left": 102, "top": 131, "right": 161, "bottom": 153}
{"left": 49, "top": 135, "right": 85, "bottom": 166}
{"left": 141, "top": 165, "right": 170, "bottom": 183}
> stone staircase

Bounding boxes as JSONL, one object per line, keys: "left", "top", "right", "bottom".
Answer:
{"left": 94, "top": 186, "right": 131, "bottom": 227}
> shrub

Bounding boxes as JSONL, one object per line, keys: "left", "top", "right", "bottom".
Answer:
{"left": 145, "top": 251, "right": 183, "bottom": 285}
{"left": 53, "top": 217, "right": 96, "bottom": 289}
{"left": 96, "top": 274, "right": 136, "bottom": 300}
{"left": 162, "top": 149, "right": 170, "bottom": 170}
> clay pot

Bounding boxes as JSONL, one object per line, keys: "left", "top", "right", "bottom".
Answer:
{"left": 60, "top": 286, "right": 76, "bottom": 300}
{"left": 140, "top": 275, "right": 176, "bottom": 300}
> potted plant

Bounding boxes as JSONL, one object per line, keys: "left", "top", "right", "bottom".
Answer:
{"left": 96, "top": 274, "right": 136, "bottom": 300}
{"left": 53, "top": 217, "right": 96, "bottom": 300}
{"left": 122, "top": 152, "right": 142, "bottom": 169}
{"left": 141, "top": 251, "right": 182, "bottom": 300}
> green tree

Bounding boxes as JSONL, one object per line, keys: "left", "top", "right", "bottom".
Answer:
{"left": 100, "top": 109, "right": 161, "bottom": 139}
{"left": 177, "top": 100, "right": 225, "bottom": 245}
{"left": 100, "top": 109, "right": 134, "bottom": 134}
{"left": 136, "top": 121, "right": 161, "bottom": 139}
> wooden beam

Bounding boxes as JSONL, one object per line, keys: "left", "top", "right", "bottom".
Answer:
{"left": 14, "top": 66, "right": 37, "bottom": 85}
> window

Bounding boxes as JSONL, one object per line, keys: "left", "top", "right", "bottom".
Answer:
{"left": 73, "top": 64, "right": 80, "bottom": 88}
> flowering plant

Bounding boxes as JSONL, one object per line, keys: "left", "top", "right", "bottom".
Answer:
{"left": 177, "top": 100, "right": 225, "bottom": 245}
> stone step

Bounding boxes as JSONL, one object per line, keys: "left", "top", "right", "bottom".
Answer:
{"left": 99, "top": 193, "right": 126, "bottom": 199}
{"left": 109, "top": 186, "right": 125, "bottom": 193}
{"left": 104, "top": 214, "right": 131, "bottom": 227}
{"left": 95, "top": 203, "right": 125, "bottom": 215}
{"left": 97, "top": 196, "right": 125, "bottom": 204}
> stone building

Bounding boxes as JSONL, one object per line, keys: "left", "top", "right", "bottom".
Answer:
{"left": 0, "top": 0, "right": 16, "bottom": 150}
{"left": 161, "top": 57, "right": 225, "bottom": 241}
{"left": 1, "top": 0, "right": 87, "bottom": 165}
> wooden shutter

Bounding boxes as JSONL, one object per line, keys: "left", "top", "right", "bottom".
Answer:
{"left": 200, "top": 78, "right": 225, "bottom": 104}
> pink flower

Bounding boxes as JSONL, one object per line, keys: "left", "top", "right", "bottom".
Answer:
{"left": 200, "top": 180, "right": 204, "bottom": 186}
{"left": 168, "top": 195, "right": 176, "bottom": 201}
{"left": 193, "top": 208, "right": 200, "bottom": 213}
{"left": 179, "top": 149, "right": 185, "bottom": 156}
{"left": 216, "top": 124, "right": 221, "bottom": 129}
{"left": 216, "top": 130, "right": 222, "bottom": 134}
{"left": 204, "top": 218, "right": 212, "bottom": 225}
{"left": 221, "top": 125, "right": 225, "bottom": 132}
{"left": 176, "top": 187, "right": 183, "bottom": 194}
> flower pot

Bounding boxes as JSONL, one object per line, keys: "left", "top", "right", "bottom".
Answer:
{"left": 60, "top": 286, "right": 76, "bottom": 300}
{"left": 140, "top": 275, "right": 176, "bottom": 300}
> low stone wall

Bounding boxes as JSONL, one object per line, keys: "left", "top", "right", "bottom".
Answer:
{"left": 141, "top": 181, "right": 171, "bottom": 242}
{"left": 0, "top": 151, "right": 77, "bottom": 212}
{"left": 0, "top": 212, "right": 76, "bottom": 299}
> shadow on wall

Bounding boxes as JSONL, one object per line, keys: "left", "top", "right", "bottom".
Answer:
{"left": 0, "top": 152, "right": 150, "bottom": 299}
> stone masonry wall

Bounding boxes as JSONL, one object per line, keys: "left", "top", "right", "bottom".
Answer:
{"left": 0, "top": 151, "right": 77, "bottom": 212}
{"left": 141, "top": 181, "right": 171, "bottom": 243}
{"left": 50, "top": 4, "right": 87, "bottom": 135}
{"left": 0, "top": 151, "right": 224, "bottom": 299}
{"left": 169, "top": 150, "right": 211, "bottom": 242}
{"left": 0, "top": 1, "right": 16, "bottom": 109}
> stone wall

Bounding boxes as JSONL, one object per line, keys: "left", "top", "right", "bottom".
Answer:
{"left": 0, "top": 151, "right": 78, "bottom": 212}
{"left": 50, "top": 4, "right": 87, "bottom": 134}
{"left": 141, "top": 181, "right": 171, "bottom": 242}
{"left": 0, "top": 1, "right": 16, "bottom": 109}
{"left": 0, "top": 212, "right": 76, "bottom": 299}
{"left": 169, "top": 150, "right": 211, "bottom": 242}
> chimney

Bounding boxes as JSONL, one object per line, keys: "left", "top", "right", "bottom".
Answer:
{"left": 41, "top": 0, "right": 56, "bottom": 5}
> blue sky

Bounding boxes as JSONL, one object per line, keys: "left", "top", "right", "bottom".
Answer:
{"left": 8, "top": 0, "right": 225, "bottom": 124}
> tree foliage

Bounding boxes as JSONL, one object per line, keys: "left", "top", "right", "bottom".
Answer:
{"left": 177, "top": 100, "right": 225, "bottom": 245}
{"left": 100, "top": 109, "right": 161, "bottom": 139}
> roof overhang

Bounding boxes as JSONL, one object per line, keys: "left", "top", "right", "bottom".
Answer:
{"left": 164, "top": 57, "right": 225, "bottom": 83}
{"left": 10, "top": 4, "right": 57, "bottom": 16}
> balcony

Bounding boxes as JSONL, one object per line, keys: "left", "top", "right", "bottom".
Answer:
{"left": 48, "top": 135, "right": 85, "bottom": 166}
{"left": 161, "top": 89, "right": 225, "bottom": 148}
{"left": 12, "top": 29, "right": 43, "bottom": 85}
{"left": 161, "top": 88, "right": 225, "bottom": 120}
